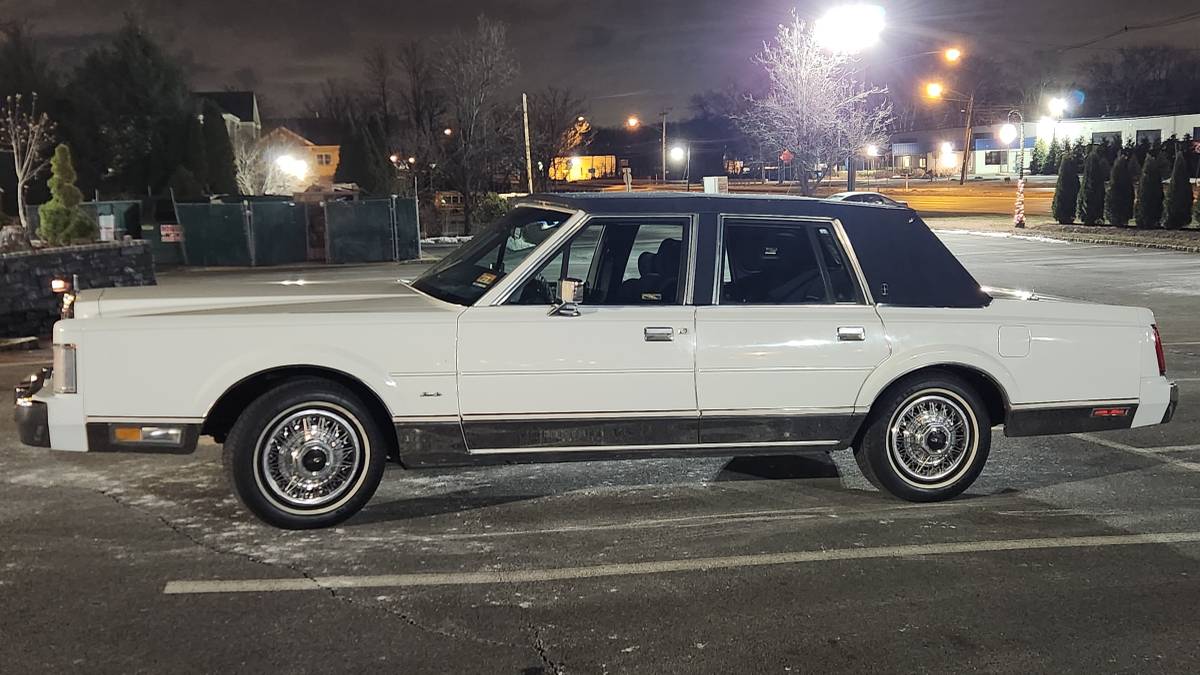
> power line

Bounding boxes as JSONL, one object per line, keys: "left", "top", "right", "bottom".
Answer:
{"left": 1054, "top": 8, "right": 1200, "bottom": 52}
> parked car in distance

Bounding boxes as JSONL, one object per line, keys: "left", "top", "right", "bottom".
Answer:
{"left": 15, "top": 193, "right": 1177, "bottom": 529}
{"left": 826, "top": 191, "right": 907, "bottom": 207}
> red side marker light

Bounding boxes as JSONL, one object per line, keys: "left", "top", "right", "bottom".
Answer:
{"left": 1091, "top": 407, "right": 1131, "bottom": 418}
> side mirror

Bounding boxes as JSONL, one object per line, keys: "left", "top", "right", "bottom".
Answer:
{"left": 549, "top": 277, "right": 584, "bottom": 317}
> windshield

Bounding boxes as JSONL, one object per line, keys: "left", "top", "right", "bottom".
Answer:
{"left": 411, "top": 207, "right": 573, "bottom": 305}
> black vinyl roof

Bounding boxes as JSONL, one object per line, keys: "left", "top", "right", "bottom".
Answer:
{"left": 518, "top": 191, "right": 990, "bottom": 309}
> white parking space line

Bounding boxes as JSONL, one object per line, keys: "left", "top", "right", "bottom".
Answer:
{"left": 1073, "top": 433, "right": 1200, "bottom": 470}
{"left": 162, "top": 531, "right": 1200, "bottom": 595}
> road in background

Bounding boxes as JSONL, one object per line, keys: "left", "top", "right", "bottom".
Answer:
{"left": 3, "top": 233, "right": 1199, "bottom": 673}
{"left": 594, "top": 176, "right": 1055, "bottom": 216}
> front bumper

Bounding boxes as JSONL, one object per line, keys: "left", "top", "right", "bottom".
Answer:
{"left": 14, "top": 368, "right": 52, "bottom": 447}
{"left": 15, "top": 366, "right": 199, "bottom": 453}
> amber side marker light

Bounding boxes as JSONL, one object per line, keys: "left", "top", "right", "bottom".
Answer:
{"left": 111, "top": 425, "right": 184, "bottom": 446}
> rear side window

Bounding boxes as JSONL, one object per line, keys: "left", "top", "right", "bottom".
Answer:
{"left": 719, "top": 221, "right": 861, "bottom": 305}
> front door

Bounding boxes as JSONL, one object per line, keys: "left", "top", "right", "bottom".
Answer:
{"left": 457, "top": 216, "right": 698, "bottom": 453}
{"left": 695, "top": 218, "right": 890, "bottom": 447}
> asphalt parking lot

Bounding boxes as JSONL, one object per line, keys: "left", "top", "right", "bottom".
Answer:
{"left": 4, "top": 231, "right": 1200, "bottom": 673}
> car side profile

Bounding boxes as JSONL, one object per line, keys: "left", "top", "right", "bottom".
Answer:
{"left": 15, "top": 193, "right": 1177, "bottom": 529}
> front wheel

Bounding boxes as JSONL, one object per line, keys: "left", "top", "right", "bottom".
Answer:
{"left": 853, "top": 371, "right": 991, "bottom": 502}
{"left": 224, "top": 378, "right": 387, "bottom": 529}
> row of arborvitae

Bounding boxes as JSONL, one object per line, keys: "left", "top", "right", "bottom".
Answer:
{"left": 1052, "top": 148, "right": 1198, "bottom": 228}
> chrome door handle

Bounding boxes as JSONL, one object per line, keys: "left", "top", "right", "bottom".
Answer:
{"left": 644, "top": 326, "right": 675, "bottom": 342}
{"left": 837, "top": 326, "right": 866, "bottom": 342}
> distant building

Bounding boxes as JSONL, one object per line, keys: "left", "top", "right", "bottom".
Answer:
{"left": 195, "top": 91, "right": 261, "bottom": 142}
{"left": 889, "top": 111, "right": 1200, "bottom": 179}
{"left": 260, "top": 118, "right": 343, "bottom": 188}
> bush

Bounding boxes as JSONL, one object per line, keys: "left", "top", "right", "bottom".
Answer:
{"left": 1163, "top": 151, "right": 1194, "bottom": 229}
{"left": 37, "top": 144, "right": 96, "bottom": 245}
{"left": 1105, "top": 154, "right": 1135, "bottom": 227}
{"left": 1028, "top": 138, "right": 1048, "bottom": 176}
{"left": 1134, "top": 154, "right": 1165, "bottom": 228}
{"left": 1077, "top": 148, "right": 1105, "bottom": 224}
{"left": 1051, "top": 156, "right": 1079, "bottom": 224}
{"left": 474, "top": 192, "right": 511, "bottom": 224}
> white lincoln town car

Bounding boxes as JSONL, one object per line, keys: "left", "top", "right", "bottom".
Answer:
{"left": 15, "top": 193, "right": 1178, "bottom": 528}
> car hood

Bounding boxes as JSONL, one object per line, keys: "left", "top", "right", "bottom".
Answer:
{"left": 73, "top": 278, "right": 456, "bottom": 319}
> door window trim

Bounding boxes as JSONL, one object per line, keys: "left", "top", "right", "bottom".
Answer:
{"left": 487, "top": 212, "right": 700, "bottom": 307}
{"left": 712, "top": 214, "right": 873, "bottom": 306}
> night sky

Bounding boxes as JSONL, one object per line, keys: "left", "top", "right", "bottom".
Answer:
{"left": 4, "top": 0, "right": 1197, "bottom": 124}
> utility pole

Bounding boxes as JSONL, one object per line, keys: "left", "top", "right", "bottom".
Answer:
{"left": 660, "top": 111, "right": 668, "bottom": 184}
{"left": 958, "top": 89, "right": 976, "bottom": 185}
{"left": 521, "top": 93, "right": 534, "bottom": 194}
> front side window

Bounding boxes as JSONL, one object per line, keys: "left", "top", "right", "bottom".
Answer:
{"left": 509, "top": 218, "right": 688, "bottom": 306}
{"left": 720, "top": 221, "right": 860, "bottom": 305}
{"left": 412, "top": 207, "right": 571, "bottom": 305}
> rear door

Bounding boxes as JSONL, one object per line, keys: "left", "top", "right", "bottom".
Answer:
{"left": 456, "top": 215, "right": 698, "bottom": 453}
{"left": 694, "top": 217, "right": 890, "bottom": 447}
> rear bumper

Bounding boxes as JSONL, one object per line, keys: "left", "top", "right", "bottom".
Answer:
{"left": 1005, "top": 377, "right": 1177, "bottom": 437}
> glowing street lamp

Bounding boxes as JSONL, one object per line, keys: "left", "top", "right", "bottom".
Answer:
{"left": 814, "top": 4, "right": 886, "bottom": 54}
{"left": 865, "top": 144, "right": 880, "bottom": 157}
{"left": 944, "top": 47, "right": 962, "bottom": 63}
{"left": 997, "top": 123, "right": 1019, "bottom": 146}
{"left": 1047, "top": 96, "right": 1069, "bottom": 118}
{"left": 443, "top": 127, "right": 453, "bottom": 136}
{"left": 626, "top": 115, "right": 640, "bottom": 129}
{"left": 924, "top": 82, "right": 945, "bottom": 99}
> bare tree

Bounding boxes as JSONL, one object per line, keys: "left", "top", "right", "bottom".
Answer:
{"left": 392, "top": 40, "right": 447, "bottom": 195}
{"left": 437, "top": 15, "right": 517, "bottom": 232}
{"left": 233, "top": 133, "right": 302, "bottom": 196}
{"left": 737, "top": 13, "right": 891, "bottom": 195}
{"left": 363, "top": 46, "right": 393, "bottom": 139}
{"left": 0, "top": 92, "right": 53, "bottom": 236}
{"left": 527, "top": 86, "right": 588, "bottom": 191}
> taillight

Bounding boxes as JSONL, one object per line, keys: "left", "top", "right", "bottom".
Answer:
{"left": 1152, "top": 324, "right": 1167, "bottom": 376}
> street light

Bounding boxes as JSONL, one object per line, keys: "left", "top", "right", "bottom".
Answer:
{"left": 1048, "top": 97, "right": 1069, "bottom": 118}
{"left": 997, "top": 123, "right": 1019, "bottom": 146}
{"left": 924, "top": 82, "right": 945, "bottom": 99}
{"left": 626, "top": 115, "right": 640, "bottom": 129}
{"left": 944, "top": 47, "right": 963, "bottom": 62}
{"left": 669, "top": 145, "right": 692, "bottom": 191}
{"left": 443, "top": 127, "right": 453, "bottom": 136}
{"left": 814, "top": 4, "right": 886, "bottom": 54}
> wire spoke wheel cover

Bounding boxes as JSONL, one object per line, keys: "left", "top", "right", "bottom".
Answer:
{"left": 886, "top": 390, "right": 977, "bottom": 487}
{"left": 255, "top": 404, "right": 367, "bottom": 513}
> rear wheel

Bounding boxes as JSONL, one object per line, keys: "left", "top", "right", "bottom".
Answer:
{"left": 853, "top": 371, "right": 990, "bottom": 502}
{"left": 224, "top": 378, "right": 387, "bottom": 529}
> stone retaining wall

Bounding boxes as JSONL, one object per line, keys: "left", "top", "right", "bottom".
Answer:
{"left": 1, "top": 241, "right": 156, "bottom": 337}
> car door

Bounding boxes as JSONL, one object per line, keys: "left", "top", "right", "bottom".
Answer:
{"left": 456, "top": 216, "right": 698, "bottom": 453}
{"left": 695, "top": 217, "right": 890, "bottom": 447}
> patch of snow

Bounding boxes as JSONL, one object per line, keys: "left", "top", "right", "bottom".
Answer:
{"left": 421, "top": 235, "right": 473, "bottom": 245}
{"left": 933, "top": 229, "right": 1072, "bottom": 245}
